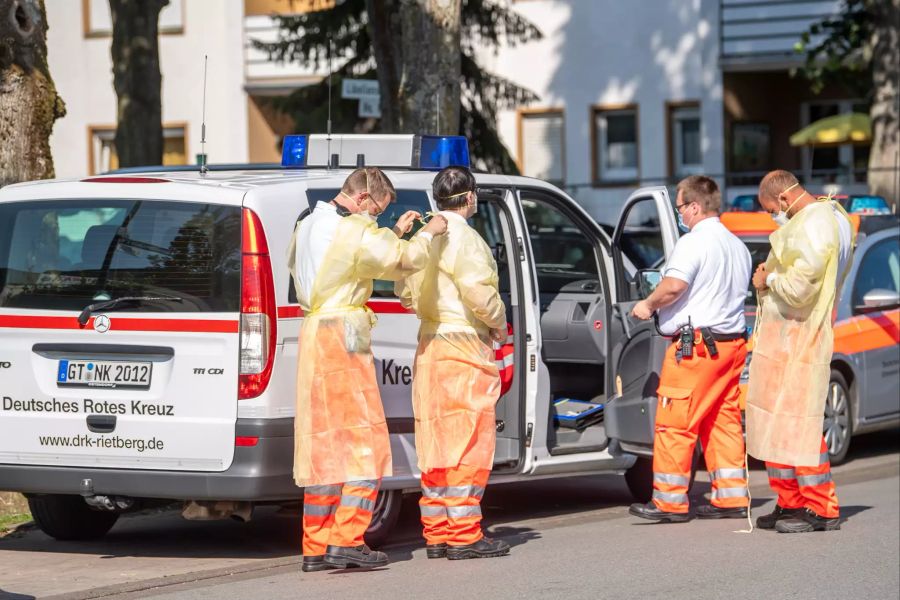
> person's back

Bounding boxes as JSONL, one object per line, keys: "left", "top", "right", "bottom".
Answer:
{"left": 400, "top": 213, "right": 504, "bottom": 338}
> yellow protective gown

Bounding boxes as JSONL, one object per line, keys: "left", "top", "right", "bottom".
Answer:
{"left": 395, "top": 212, "right": 506, "bottom": 471}
{"left": 746, "top": 200, "right": 855, "bottom": 467}
{"left": 290, "top": 213, "right": 433, "bottom": 486}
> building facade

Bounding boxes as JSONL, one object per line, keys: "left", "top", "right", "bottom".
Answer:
{"left": 44, "top": 0, "right": 868, "bottom": 223}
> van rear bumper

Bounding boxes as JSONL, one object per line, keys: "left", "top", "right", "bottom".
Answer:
{"left": 0, "top": 418, "right": 300, "bottom": 502}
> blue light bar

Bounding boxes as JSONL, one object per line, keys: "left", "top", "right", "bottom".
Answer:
{"left": 281, "top": 135, "right": 309, "bottom": 168}
{"left": 418, "top": 135, "right": 470, "bottom": 170}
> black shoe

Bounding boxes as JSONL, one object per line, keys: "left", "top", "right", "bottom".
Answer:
{"left": 629, "top": 502, "right": 691, "bottom": 523}
{"left": 426, "top": 543, "right": 448, "bottom": 559}
{"left": 446, "top": 537, "right": 510, "bottom": 560}
{"left": 695, "top": 505, "right": 748, "bottom": 519}
{"left": 756, "top": 505, "right": 803, "bottom": 530}
{"left": 324, "top": 544, "right": 389, "bottom": 569}
{"left": 775, "top": 508, "right": 840, "bottom": 533}
{"left": 301, "top": 555, "right": 333, "bottom": 573}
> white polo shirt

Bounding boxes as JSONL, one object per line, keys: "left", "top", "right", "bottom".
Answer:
{"left": 658, "top": 217, "right": 752, "bottom": 335}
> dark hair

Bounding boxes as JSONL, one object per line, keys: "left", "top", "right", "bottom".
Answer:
{"left": 676, "top": 175, "right": 721, "bottom": 213}
{"left": 432, "top": 166, "right": 476, "bottom": 210}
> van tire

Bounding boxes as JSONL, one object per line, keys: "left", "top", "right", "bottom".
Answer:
{"left": 28, "top": 494, "right": 119, "bottom": 541}
{"left": 364, "top": 489, "right": 401, "bottom": 548}
{"left": 625, "top": 453, "right": 699, "bottom": 503}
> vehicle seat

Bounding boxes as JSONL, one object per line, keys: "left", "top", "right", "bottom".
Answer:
{"left": 77, "top": 225, "right": 118, "bottom": 269}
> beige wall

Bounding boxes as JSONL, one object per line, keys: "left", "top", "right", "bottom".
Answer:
{"left": 247, "top": 96, "right": 296, "bottom": 163}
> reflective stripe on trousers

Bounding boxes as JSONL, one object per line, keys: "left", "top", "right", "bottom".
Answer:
{"left": 419, "top": 465, "right": 490, "bottom": 546}
{"left": 302, "top": 479, "right": 380, "bottom": 556}
{"left": 765, "top": 437, "right": 839, "bottom": 519}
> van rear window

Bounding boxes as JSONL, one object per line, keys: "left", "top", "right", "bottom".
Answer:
{"left": 0, "top": 199, "right": 241, "bottom": 312}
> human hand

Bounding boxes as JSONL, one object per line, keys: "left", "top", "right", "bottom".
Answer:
{"left": 490, "top": 327, "right": 507, "bottom": 343}
{"left": 423, "top": 214, "right": 448, "bottom": 236}
{"left": 752, "top": 263, "right": 768, "bottom": 290}
{"left": 631, "top": 300, "right": 654, "bottom": 320}
{"left": 392, "top": 210, "right": 421, "bottom": 237}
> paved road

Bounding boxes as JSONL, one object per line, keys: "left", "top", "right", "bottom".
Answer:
{"left": 1, "top": 432, "right": 897, "bottom": 600}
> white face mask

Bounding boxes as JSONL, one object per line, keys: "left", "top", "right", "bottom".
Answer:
{"left": 770, "top": 183, "right": 805, "bottom": 227}
{"left": 771, "top": 211, "right": 789, "bottom": 226}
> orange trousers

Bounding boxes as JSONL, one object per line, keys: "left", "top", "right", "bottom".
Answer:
{"left": 419, "top": 465, "right": 489, "bottom": 546}
{"left": 766, "top": 437, "right": 839, "bottom": 518}
{"left": 302, "top": 479, "right": 379, "bottom": 556}
{"left": 652, "top": 337, "right": 749, "bottom": 514}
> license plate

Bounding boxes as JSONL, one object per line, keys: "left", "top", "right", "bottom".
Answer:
{"left": 57, "top": 360, "right": 152, "bottom": 390}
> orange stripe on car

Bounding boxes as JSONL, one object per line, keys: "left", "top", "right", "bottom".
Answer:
{"left": 833, "top": 309, "right": 900, "bottom": 355}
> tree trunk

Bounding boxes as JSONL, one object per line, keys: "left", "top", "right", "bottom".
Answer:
{"left": 109, "top": 0, "right": 167, "bottom": 169}
{"left": 867, "top": 0, "right": 899, "bottom": 210}
{"left": 368, "top": 0, "right": 461, "bottom": 135}
{"left": 0, "top": 0, "right": 65, "bottom": 187}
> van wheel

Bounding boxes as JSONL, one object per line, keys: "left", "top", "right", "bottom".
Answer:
{"left": 28, "top": 494, "right": 119, "bottom": 541}
{"left": 824, "top": 369, "right": 853, "bottom": 466}
{"left": 625, "top": 453, "right": 699, "bottom": 503}
{"left": 364, "top": 489, "right": 401, "bottom": 548}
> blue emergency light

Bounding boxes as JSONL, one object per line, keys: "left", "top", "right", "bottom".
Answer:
{"left": 281, "top": 135, "right": 309, "bottom": 168}
{"left": 280, "top": 134, "right": 470, "bottom": 170}
{"left": 418, "top": 135, "right": 470, "bottom": 170}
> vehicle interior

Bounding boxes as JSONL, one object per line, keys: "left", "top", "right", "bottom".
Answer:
{"left": 518, "top": 189, "right": 609, "bottom": 455}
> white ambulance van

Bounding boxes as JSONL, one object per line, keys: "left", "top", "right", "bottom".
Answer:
{"left": 0, "top": 134, "right": 679, "bottom": 544}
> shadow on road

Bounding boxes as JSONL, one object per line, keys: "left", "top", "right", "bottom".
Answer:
{"left": 0, "top": 589, "right": 36, "bottom": 600}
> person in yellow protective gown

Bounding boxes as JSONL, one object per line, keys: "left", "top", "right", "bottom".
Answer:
{"left": 395, "top": 166, "right": 511, "bottom": 560}
{"left": 747, "top": 170, "right": 854, "bottom": 534}
{"left": 288, "top": 167, "right": 448, "bottom": 571}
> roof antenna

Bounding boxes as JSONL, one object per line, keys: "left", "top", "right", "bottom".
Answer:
{"left": 199, "top": 55, "right": 208, "bottom": 176}
{"left": 326, "top": 38, "right": 334, "bottom": 169}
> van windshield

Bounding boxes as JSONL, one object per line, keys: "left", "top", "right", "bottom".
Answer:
{"left": 0, "top": 199, "right": 241, "bottom": 312}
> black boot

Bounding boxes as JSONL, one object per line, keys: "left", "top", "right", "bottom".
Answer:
{"left": 426, "top": 543, "right": 448, "bottom": 559}
{"left": 324, "top": 544, "right": 389, "bottom": 569}
{"left": 775, "top": 508, "right": 840, "bottom": 533}
{"left": 756, "top": 505, "right": 803, "bottom": 530}
{"left": 695, "top": 505, "right": 748, "bottom": 519}
{"left": 629, "top": 502, "right": 691, "bottom": 523}
{"left": 301, "top": 555, "right": 333, "bottom": 573}
{"left": 446, "top": 537, "right": 510, "bottom": 560}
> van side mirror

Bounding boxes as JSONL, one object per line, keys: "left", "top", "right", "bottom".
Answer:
{"left": 856, "top": 288, "right": 900, "bottom": 313}
{"left": 636, "top": 269, "right": 662, "bottom": 299}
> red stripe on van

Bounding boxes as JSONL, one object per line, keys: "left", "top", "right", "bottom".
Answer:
{"left": 275, "top": 302, "right": 413, "bottom": 319}
{"left": 0, "top": 315, "right": 238, "bottom": 333}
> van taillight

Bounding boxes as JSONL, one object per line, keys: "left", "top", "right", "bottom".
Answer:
{"left": 239, "top": 208, "right": 276, "bottom": 400}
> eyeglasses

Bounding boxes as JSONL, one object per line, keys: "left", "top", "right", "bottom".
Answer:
{"left": 675, "top": 201, "right": 695, "bottom": 213}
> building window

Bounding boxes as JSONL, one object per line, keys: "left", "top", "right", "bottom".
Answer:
{"left": 668, "top": 102, "right": 702, "bottom": 178}
{"left": 801, "top": 100, "right": 869, "bottom": 185}
{"left": 89, "top": 125, "right": 188, "bottom": 175}
{"left": 244, "top": 0, "right": 336, "bottom": 16}
{"left": 592, "top": 105, "right": 639, "bottom": 184}
{"left": 83, "top": 0, "right": 184, "bottom": 37}
{"left": 518, "top": 109, "right": 565, "bottom": 185}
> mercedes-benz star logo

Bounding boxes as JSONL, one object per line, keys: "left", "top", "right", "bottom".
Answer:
{"left": 93, "top": 315, "right": 111, "bottom": 333}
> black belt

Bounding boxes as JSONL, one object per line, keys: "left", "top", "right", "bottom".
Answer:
{"left": 669, "top": 330, "right": 747, "bottom": 343}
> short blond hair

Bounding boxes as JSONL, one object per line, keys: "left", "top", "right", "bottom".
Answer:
{"left": 342, "top": 167, "right": 396, "bottom": 202}
{"left": 677, "top": 175, "right": 721, "bottom": 213}
{"left": 759, "top": 170, "right": 799, "bottom": 200}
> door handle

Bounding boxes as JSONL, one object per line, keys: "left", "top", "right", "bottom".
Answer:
{"left": 86, "top": 415, "right": 117, "bottom": 434}
{"left": 615, "top": 305, "right": 633, "bottom": 339}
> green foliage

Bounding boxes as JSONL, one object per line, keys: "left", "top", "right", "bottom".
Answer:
{"left": 793, "top": 0, "right": 874, "bottom": 98}
{"left": 254, "top": 0, "right": 542, "bottom": 172}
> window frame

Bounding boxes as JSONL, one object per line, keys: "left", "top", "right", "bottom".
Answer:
{"left": 516, "top": 107, "right": 566, "bottom": 186}
{"left": 851, "top": 236, "right": 900, "bottom": 314}
{"left": 87, "top": 123, "right": 189, "bottom": 175}
{"left": 591, "top": 103, "right": 640, "bottom": 187}
{"left": 666, "top": 100, "right": 702, "bottom": 180}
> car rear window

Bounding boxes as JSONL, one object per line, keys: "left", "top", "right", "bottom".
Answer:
{"left": 743, "top": 240, "right": 771, "bottom": 306}
{"left": 0, "top": 199, "right": 241, "bottom": 312}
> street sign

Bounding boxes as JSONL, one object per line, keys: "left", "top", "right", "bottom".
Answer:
{"left": 342, "top": 79, "right": 380, "bottom": 100}
{"left": 359, "top": 97, "right": 382, "bottom": 119}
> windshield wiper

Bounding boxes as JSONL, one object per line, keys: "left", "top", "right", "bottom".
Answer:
{"left": 78, "top": 295, "right": 183, "bottom": 326}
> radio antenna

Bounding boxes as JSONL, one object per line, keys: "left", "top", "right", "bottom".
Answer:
{"left": 436, "top": 88, "right": 440, "bottom": 134}
{"left": 199, "top": 55, "right": 208, "bottom": 176}
{"left": 326, "top": 38, "right": 333, "bottom": 169}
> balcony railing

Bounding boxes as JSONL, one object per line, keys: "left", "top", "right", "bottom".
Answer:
{"left": 720, "top": 0, "right": 843, "bottom": 69}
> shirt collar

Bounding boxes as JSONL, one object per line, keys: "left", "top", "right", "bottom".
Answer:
{"left": 691, "top": 216, "right": 721, "bottom": 232}
{"left": 316, "top": 201, "right": 349, "bottom": 216}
